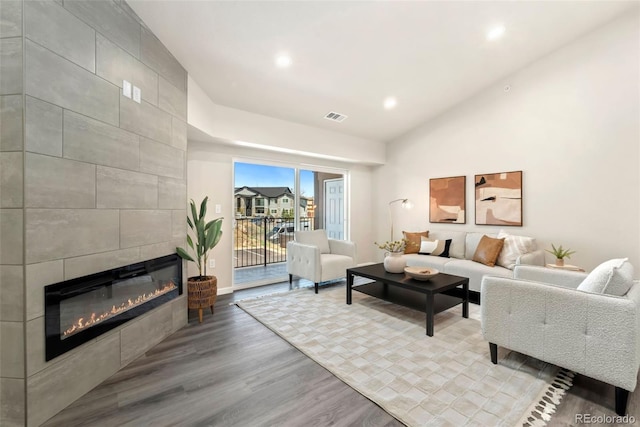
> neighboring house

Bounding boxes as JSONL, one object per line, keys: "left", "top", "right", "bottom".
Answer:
{"left": 235, "top": 186, "right": 303, "bottom": 218}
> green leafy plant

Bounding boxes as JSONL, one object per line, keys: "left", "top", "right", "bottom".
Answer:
{"left": 176, "top": 197, "right": 223, "bottom": 279}
{"left": 546, "top": 243, "right": 576, "bottom": 260}
{"left": 374, "top": 239, "right": 407, "bottom": 253}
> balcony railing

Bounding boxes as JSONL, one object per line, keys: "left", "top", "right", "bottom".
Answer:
{"left": 234, "top": 217, "right": 315, "bottom": 268}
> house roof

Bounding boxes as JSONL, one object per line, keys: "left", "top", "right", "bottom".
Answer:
{"left": 234, "top": 186, "right": 293, "bottom": 199}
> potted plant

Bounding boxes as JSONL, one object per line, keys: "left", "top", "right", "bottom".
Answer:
{"left": 374, "top": 239, "right": 407, "bottom": 273}
{"left": 546, "top": 243, "right": 576, "bottom": 267}
{"left": 176, "top": 197, "right": 223, "bottom": 323}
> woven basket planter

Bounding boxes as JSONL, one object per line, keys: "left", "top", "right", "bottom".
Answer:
{"left": 187, "top": 276, "right": 217, "bottom": 323}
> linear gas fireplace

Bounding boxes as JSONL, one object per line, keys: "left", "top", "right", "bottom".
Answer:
{"left": 45, "top": 254, "right": 182, "bottom": 361}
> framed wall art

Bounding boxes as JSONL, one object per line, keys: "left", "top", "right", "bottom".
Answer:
{"left": 475, "top": 170, "right": 522, "bottom": 226}
{"left": 429, "top": 176, "right": 466, "bottom": 224}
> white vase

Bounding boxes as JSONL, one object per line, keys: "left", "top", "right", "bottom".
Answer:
{"left": 383, "top": 252, "right": 406, "bottom": 273}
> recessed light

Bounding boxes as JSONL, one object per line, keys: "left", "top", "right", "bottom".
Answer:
{"left": 486, "top": 25, "right": 505, "bottom": 41}
{"left": 275, "top": 54, "right": 292, "bottom": 68}
{"left": 384, "top": 97, "right": 397, "bottom": 110}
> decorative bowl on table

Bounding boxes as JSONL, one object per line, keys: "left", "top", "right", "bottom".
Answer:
{"left": 404, "top": 266, "right": 439, "bottom": 281}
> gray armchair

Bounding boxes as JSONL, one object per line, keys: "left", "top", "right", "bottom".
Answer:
{"left": 481, "top": 263, "right": 639, "bottom": 415}
{"left": 287, "top": 229, "right": 356, "bottom": 294}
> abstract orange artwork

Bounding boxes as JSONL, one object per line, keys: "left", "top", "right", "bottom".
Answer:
{"left": 475, "top": 171, "right": 522, "bottom": 226}
{"left": 429, "top": 176, "right": 466, "bottom": 224}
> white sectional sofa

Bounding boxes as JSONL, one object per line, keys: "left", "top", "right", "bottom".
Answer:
{"left": 403, "top": 230, "right": 545, "bottom": 295}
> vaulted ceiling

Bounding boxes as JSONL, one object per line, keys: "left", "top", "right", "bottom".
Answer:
{"left": 129, "top": 1, "right": 637, "bottom": 143}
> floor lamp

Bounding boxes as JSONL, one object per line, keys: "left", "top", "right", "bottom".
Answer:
{"left": 388, "top": 198, "right": 413, "bottom": 241}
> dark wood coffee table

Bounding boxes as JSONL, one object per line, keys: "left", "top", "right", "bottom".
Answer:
{"left": 346, "top": 263, "right": 469, "bottom": 336}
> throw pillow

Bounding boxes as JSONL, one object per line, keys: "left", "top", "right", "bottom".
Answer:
{"left": 472, "top": 235, "right": 505, "bottom": 267}
{"left": 294, "top": 229, "right": 331, "bottom": 254}
{"left": 403, "top": 231, "right": 429, "bottom": 254}
{"left": 577, "top": 258, "right": 634, "bottom": 296}
{"left": 496, "top": 230, "right": 537, "bottom": 270}
{"left": 419, "top": 237, "right": 452, "bottom": 257}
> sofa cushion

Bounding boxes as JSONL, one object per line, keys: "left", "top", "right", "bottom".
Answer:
{"left": 419, "top": 237, "right": 451, "bottom": 257}
{"left": 428, "top": 230, "right": 466, "bottom": 259}
{"left": 404, "top": 253, "right": 450, "bottom": 269}
{"left": 577, "top": 258, "right": 634, "bottom": 296}
{"left": 403, "top": 231, "right": 429, "bottom": 254}
{"left": 465, "top": 232, "right": 496, "bottom": 260}
{"left": 445, "top": 259, "right": 511, "bottom": 292}
{"left": 294, "top": 229, "right": 330, "bottom": 254}
{"left": 472, "top": 236, "right": 505, "bottom": 267}
{"left": 496, "top": 230, "right": 537, "bottom": 270}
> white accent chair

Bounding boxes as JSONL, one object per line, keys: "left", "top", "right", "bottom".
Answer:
{"left": 287, "top": 229, "right": 357, "bottom": 294}
{"left": 481, "top": 262, "right": 639, "bottom": 415}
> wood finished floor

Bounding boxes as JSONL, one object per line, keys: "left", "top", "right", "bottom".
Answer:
{"left": 44, "top": 280, "right": 640, "bottom": 427}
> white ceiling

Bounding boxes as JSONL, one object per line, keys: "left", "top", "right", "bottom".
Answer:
{"left": 128, "top": 1, "right": 636, "bottom": 143}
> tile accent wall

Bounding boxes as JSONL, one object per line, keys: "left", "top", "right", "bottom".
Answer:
{"left": 0, "top": 1, "right": 189, "bottom": 425}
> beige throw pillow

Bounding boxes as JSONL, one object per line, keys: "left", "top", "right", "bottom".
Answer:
{"left": 496, "top": 230, "right": 537, "bottom": 270}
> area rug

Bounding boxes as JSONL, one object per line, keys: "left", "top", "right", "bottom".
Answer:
{"left": 237, "top": 287, "right": 573, "bottom": 427}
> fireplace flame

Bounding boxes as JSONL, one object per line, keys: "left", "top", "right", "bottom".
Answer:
{"left": 63, "top": 282, "right": 177, "bottom": 338}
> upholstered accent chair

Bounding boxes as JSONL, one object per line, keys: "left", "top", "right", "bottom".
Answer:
{"left": 481, "top": 262, "right": 639, "bottom": 416}
{"left": 287, "top": 229, "right": 357, "bottom": 294}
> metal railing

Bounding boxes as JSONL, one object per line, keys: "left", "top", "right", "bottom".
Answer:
{"left": 234, "top": 217, "right": 315, "bottom": 268}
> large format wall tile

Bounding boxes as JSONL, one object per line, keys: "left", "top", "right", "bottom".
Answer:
{"left": 97, "top": 166, "right": 158, "bottom": 209}
{"left": 171, "top": 117, "right": 187, "bottom": 151}
{"left": 139, "top": 242, "right": 174, "bottom": 262}
{"left": 172, "top": 295, "right": 188, "bottom": 332}
{"left": 0, "top": 377, "right": 24, "bottom": 427}
{"left": 141, "top": 27, "right": 186, "bottom": 91}
{"left": 64, "top": 247, "right": 140, "bottom": 281}
{"left": 159, "top": 76, "right": 187, "bottom": 121}
{"left": 26, "top": 209, "right": 120, "bottom": 263}
{"left": 0, "top": 266, "right": 23, "bottom": 321}
{"left": 0, "top": 321, "right": 24, "bottom": 378}
{"left": 120, "top": 304, "right": 172, "bottom": 366}
{"left": 172, "top": 210, "right": 186, "bottom": 240}
{"left": 64, "top": 0, "right": 140, "bottom": 58}
{"left": 0, "top": 209, "right": 22, "bottom": 265}
{"left": 25, "top": 40, "right": 119, "bottom": 126}
{"left": 26, "top": 333, "right": 121, "bottom": 427}
{"left": 120, "top": 96, "right": 172, "bottom": 144}
{"left": 158, "top": 177, "right": 186, "bottom": 209}
{"left": 0, "top": 0, "right": 22, "bottom": 38}
{"left": 63, "top": 110, "right": 139, "bottom": 171}
{"left": 96, "top": 34, "right": 158, "bottom": 106}
{"left": 26, "top": 317, "right": 45, "bottom": 376}
{"left": 25, "top": 153, "right": 96, "bottom": 208}
{"left": 120, "top": 210, "right": 172, "bottom": 248}
{"left": 0, "top": 152, "right": 23, "bottom": 208}
{"left": 139, "top": 137, "right": 185, "bottom": 179}
{"left": 0, "top": 95, "right": 23, "bottom": 151}
{"left": 25, "top": 96, "right": 63, "bottom": 157}
{"left": 25, "top": 0, "right": 95, "bottom": 72}
{"left": 25, "top": 260, "right": 63, "bottom": 321}
{"left": 0, "top": 38, "right": 22, "bottom": 95}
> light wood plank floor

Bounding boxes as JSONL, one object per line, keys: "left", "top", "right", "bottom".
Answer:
{"left": 44, "top": 280, "right": 640, "bottom": 427}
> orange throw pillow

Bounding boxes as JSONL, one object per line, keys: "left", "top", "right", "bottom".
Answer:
{"left": 472, "top": 235, "right": 505, "bottom": 267}
{"left": 403, "top": 231, "right": 429, "bottom": 254}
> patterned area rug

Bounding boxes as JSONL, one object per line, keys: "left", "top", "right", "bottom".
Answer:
{"left": 237, "top": 287, "right": 573, "bottom": 427}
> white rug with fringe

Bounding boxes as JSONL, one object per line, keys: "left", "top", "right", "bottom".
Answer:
{"left": 237, "top": 286, "right": 573, "bottom": 427}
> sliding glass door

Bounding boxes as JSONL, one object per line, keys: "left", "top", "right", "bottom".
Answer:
{"left": 233, "top": 160, "right": 347, "bottom": 288}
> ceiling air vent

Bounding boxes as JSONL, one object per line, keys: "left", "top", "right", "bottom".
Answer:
{"left": 324, "top": 111, "right": 348, "bottom": 123}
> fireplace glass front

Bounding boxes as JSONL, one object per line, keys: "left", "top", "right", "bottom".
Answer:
{"left": 45, "top": 254, "right": 182, "bottom": 361}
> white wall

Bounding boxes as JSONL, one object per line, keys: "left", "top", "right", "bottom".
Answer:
{"left": 188, "top": 76, "right": 386, "bottom": 165}
{"left": 373, "top": 12, "right": 640, "bottom": 272}
{"left": 187, "top": 140, "right": 375, "bottom": 294}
